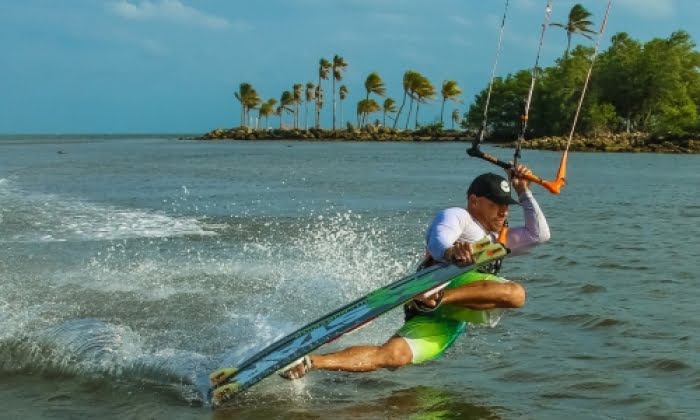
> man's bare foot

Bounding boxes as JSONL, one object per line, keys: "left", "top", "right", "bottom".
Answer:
{"left": 278, "top": 355, "right": 313, "bottom": 380}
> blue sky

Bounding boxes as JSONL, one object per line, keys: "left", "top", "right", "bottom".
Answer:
{"left": 1, "top": 0, "right": 698, "bottom": 134}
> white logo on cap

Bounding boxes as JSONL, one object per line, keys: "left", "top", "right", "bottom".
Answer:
{"left": 500, "top": 180, "right": 511, "bottom": 193}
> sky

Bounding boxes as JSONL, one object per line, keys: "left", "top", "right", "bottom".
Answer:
{"left": 1, "top": 0, "right": 698, "bottom": 134}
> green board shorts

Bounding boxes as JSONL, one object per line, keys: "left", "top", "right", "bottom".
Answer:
{"left": 396, "top": 270, "right": 507, "bottom": 364}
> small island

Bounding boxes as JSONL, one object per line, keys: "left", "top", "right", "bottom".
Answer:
{"left": 200, "top": 126, "right": 470, "bottom": 142}
{"left": 197, "top": 127, "right": 699, "bottom": 154}
{"left": 198, "top": 10, "right": 700, "bottom": 155}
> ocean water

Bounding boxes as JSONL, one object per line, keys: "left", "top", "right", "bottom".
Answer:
{"left": 0, "top": 135, "right": 698, "bottom": 419}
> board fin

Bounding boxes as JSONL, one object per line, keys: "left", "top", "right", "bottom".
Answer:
{"left": 211, "top": 382, "right": 242, "bottom": 407}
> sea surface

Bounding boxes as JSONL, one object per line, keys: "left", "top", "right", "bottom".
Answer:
{"left": 1, "top": 135, "right": 698, "bottom": 419}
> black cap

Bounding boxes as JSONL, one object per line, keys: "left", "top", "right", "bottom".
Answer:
{"left": 467, "top": 173, "right": 519, "bottom": 205}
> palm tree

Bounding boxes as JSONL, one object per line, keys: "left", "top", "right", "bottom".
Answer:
{"left": 315, "top": 58, "right": 332, "bottom": 128}
{"left": 292, "top": 83, "right": 303, "bottom": 129}
{"left": 304, "top": 82, "right": 315, "bottom": 129}
{"left": 234, "top": 82, "right": 251, "bottom": 127}
{"left": 357, "top": 99, "right": 380, "bottom": 127}
{"left": 279, "top": 90, "right": 294, "bottom": 129}
{"left": 404, "top": 71, "right": 429, "bottom": 129}
{"left": 394, "top": 70, "right": 420, "bottom": 129}
{"left": 362, "top": 72, "right": 386, "bottom": 126}
{"left": 315, "top": 84, "right": 324, "bottom": 129}
{"left": 339, "top": 85, "right": 348, "bottom": 128}
{"left": 440, "top": 80, "right": 462, "bottom": 125}
{"left": 382, "top": 98, "right": 397, "bottom": 127}
{"left": 451, "top": 109, "right": 461, "bottom": 130}
{"left": 550, "top": 4, "right": 596, "bottom": 57}
{"left": 413, "top": 75, "right": 436, "bottom": 128}
{"left": 234, "top": 83, "right": 260, "bottom": 127}
{"left": 331, "top": 54, "right": 348, "bottom": 130}
{"left": 274, "top": 105, "right": 282, "bottom": 129}
{"left": 259, "top": 98, "right": 277, "bottom": 129}
{"left": 245, "top": 90, "right": 262, "bottom": 128}
{"left": 364, "top": 72, "right": 386, "bottom": 100}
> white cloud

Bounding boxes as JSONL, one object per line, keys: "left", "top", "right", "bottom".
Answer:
{"left": 109, "top": 0, "right": 234, "bottom": 30}
{"left": 614, "top": 0, "right": 675, "bottom": 19}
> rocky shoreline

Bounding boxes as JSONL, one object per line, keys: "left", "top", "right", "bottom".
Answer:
{"left": 196, "top": 127, "right": 700, "bottom": 154}
{"left": 199, "top": 126, "right": 472, "bottom": 142}
{"left": 514, "top": 133, "right": 700, "bottom": 154}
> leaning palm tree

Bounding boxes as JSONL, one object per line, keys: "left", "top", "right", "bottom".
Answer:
{"left": 338, "top": 85, "right": 348, "bottom": 128}
{"left": 362, "top": 72, "right": 386, "bottom": 126}
{"left": 316, "top": 58, "right": 332, "bottom": 128}
{"left": 292, "top": 83, "right": 303, "bottom": 129}
{"left": 331, "top": 54, "right": 348, "bottom": 130}
{"left": 266, "top": 98, "right": 278, "bottom": 129}
{"left": 304, "top": 82, "right": 315, "bottom": 129}
{"left": 405, "top": 72, "right": 430, "bottom": 129}
{"left": 451, "top": 108, "right": 461, "bottom": 130}
{"left": 259, "top": 98, "right": 277, "bottom": 129}
{"left": 357, "top": 99, "right": 380, "bottom": 128}
{"left": 275, "top": 105, "right": 283, "bottom": 129}
{"left": 440, "top": 80, "right": 462, "bottom": 126}
{"left": 550, "top": 3, "right": 596, "bottom": 57}
{"left": 413, "top": 76, "right": 436, "bottom": 128}
{"left": 315, "top": 85, "right": 324, "bottom": 128}
{"left": 382, "top": 98, "right": 397, "bottom": 127}
{"left": 364, "top": 72, "right": 386, "bottom": 100}
{"left": 394, "top": 70, "right": 420, "bottom": 129}
{"left": 279, "top": 90, "right": 294, "bottom": 129}
{"left": 234, "top": 82, "right": 257, "bottom": 127}
{"left": 244, "top": 89, "right": 262, "bottom": 127}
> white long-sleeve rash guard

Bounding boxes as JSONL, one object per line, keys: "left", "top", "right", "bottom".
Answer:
{"left": 425, "top": 189, "right": 550, "bottom": 262}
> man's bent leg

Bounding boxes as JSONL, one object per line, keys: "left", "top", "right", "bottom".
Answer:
{"left": 442, "top": 280, "right": 526, "bottom": 310}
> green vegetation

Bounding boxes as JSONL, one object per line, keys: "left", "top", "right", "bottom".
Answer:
{"left": 440, "top": 80, "right": 463, "bottom": 127}
{"left": 331, "top": 55, "right": 348, "bottom": 130}
{"left": 550, "top": 3, "right": 596, "bottom": 58}
{"left": 382, "top": 98, "right": 397, "bottom": 127}
{"left": 361, "top": 72, "right": 386, "bottom": 126}
{"left": 466, "top": 30, "right": 700, "bottom": 140}
{"left": 214, "top": 3, "right": 700, "bottom": 153}
{"left": 230, "top": 53, "right": 461, "bottom": 134}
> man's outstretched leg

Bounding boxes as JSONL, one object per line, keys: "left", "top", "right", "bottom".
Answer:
{"left": 280, "top": 279, "right": 525, "bottom": 379}
{"left": 281, "top": 335, "right": 412, "bottom": 379}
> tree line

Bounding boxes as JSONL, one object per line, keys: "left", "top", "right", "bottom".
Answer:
{"left": 232, "top": 3, "right": 602, "bottom": 135}
{"left": 236, "top": 3, "right": 700, "bottom": 140}
{"left": 466, "top": 26, "right": 700, "bottom": 138}
{"left": 234, "top": 56, "right": 464, "bottom": 131}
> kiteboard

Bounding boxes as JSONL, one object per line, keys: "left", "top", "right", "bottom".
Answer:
{"left": 208, "top": 237, "right": 508, "bottom": 407}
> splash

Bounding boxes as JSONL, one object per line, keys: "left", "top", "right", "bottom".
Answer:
{"left": 0, "top": 179, "right": 216, "bottom": 242}
{"left": 0, "top": 318, "right": 207, "bottom": 401}
{"left": 214, "top": 210, "right": 424, "bottom": 365}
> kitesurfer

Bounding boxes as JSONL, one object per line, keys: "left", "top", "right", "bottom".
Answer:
{"left": 281, "top": 164, "right": 550, "bottom": 378}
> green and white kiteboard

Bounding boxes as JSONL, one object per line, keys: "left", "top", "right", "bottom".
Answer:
{"left": 208, "top": 238, "right": 508, "bottom": 407}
